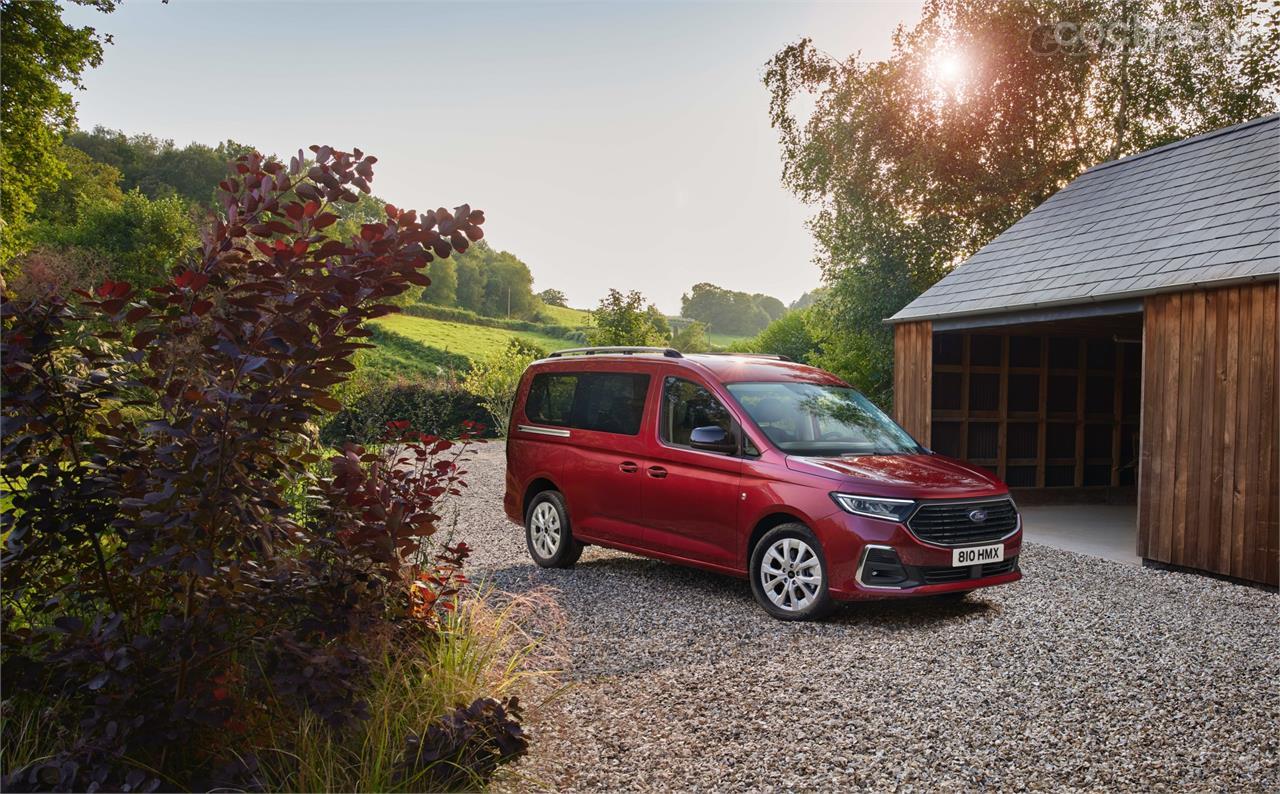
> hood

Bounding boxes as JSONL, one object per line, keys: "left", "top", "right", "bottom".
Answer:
{"left": 785, "top": 453, "right": 1005, "bottom": 498}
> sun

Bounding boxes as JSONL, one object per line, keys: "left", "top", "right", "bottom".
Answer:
{"left": 928, "top": 48, "right": 967, "bottom": 91}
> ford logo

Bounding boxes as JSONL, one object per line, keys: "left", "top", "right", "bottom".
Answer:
{"left": 968, "top": 509, "right": 988, "bottom": 523}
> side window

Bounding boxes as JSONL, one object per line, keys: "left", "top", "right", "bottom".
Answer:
{"left": 524, "top": 372, "right": 650, "bottom": 435}
{"left": 572, "top": 373, "right": 650, "bottom": 435}
{"left": 661, "top": 377, "right": 733, "bottom": 448}
{"left": 525, "top": 373, "right": 577, "bottom": 426}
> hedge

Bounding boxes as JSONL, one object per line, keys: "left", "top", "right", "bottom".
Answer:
{"left": 321, "top": 380, "right": 498, "bottom": 445}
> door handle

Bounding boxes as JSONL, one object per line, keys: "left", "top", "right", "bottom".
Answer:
{"left": 619, "top": 461, "right": 639, "bottom": 473}
{"left": 647, "top": 465, "right": 668, "bottom": 479}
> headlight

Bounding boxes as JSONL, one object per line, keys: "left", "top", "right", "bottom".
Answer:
{"left": 831, "top": 493, "right": 916, "bottom": 522}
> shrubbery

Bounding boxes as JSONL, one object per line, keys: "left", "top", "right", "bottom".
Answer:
{"left": 0, "top": 146, "right": 532, "bottom": 791}
{"left": 321, "top": 379, "right": 496, "bottom": 446}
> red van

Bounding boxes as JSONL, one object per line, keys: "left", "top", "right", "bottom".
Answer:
{"left": 502, "top": 347, "right": 1021, "bottom": 620}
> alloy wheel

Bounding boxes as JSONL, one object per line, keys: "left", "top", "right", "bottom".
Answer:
{"left": 759, "top": 537, "right": 823, "bottom": 611}
{"left": 529, "top": 501, "right": 561, "bottom": 559}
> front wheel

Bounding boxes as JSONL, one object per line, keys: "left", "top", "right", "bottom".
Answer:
{"left": 525, "top": 491, "right": 583, "bottom": 568}
{"left": 749, "top": 524, "right": 834, "bottom": 621}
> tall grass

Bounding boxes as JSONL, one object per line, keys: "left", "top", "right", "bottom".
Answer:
{"left": 256, "top": 586, "right": 563, "bottom": 793}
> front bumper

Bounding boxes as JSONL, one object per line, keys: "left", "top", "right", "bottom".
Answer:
{"left": 817, "top": 510, "right": 1023, "bottom": 600}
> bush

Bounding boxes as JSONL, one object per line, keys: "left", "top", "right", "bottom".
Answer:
{"left": 0, "top": 145, "right": 527, "bottom": 791}
{"left": 462, "top": 339, "right": 544, "bottom": 437}
{"left": 749, "top": 307, "right": 819, "bottom": 363}
{"left": 321, "top": 379, "right": 495, "bottom": 446}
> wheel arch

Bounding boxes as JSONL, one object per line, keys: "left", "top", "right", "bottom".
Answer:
{"left": 745, "top": 510, "right": 811, "bottom": 565}
{"left": 522, "top": 477, "right": 560, "bottom": 519}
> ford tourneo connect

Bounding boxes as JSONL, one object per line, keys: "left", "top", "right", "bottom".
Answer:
{"left": 503, "top": 347, "right": 1021, "bottom": 620}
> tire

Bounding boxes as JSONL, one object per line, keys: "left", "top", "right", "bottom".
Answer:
{"left": 749, "top": 523, "right": 834, "bottom": 621}
{"left": 524, "top": 490, "right": 583, "bottom": 569}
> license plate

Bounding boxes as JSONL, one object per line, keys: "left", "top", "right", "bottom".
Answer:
{"left": 952, "top": 543, "right": 1004, "bottom": 567}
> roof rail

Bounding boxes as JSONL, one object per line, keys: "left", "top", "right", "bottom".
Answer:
{"left": 547, "top": 346, "right": 683, "bottom": 359}
{"left": 698, "top": 352, "right": 793, "bottom": 362}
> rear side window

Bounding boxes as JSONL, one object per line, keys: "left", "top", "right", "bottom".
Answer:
{"left": 661, "top": 377, "right": 733, "bottom": 447}
{"left": 524, "top": 372, "right": 650, "bottom": 435}
{"left": 525, "top": 373, "right": 577, "bottom": 426}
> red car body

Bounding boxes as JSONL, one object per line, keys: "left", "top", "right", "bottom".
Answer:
{"left": 503, "top": 352, "right": 1022, "bottom": 601}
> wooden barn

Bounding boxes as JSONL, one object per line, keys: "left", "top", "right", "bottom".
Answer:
{"left": 889, "top": 114, "right": 1279, "bottom": 586}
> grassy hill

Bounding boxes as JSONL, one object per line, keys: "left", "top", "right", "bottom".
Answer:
{"left": 538, "top": 303, "right": 591, "bottom": 327}
{"left": 372, "top": 313, "right": 572, "bottom": 362}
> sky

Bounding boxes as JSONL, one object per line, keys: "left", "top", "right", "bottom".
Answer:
{"left": 63, "top": 0, "right": 922, "bottom": 314}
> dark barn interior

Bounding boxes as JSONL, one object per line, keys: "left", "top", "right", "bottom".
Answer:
{"left": 927, "top": 313, "right": 1143, "bottom": 505}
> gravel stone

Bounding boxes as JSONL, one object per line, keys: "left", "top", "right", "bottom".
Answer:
{"left": 453, "top": 444, "right": 1279, "bottom": 791}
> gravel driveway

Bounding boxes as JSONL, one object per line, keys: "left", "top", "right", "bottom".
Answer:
{"left": 453, "top": 444, "right": 1279, "bottom": 791}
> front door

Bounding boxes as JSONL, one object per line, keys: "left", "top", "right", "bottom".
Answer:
{"left": 641, "top": 375, "right": 742, "bottom": 568}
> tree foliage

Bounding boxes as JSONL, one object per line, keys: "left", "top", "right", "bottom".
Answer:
{"left": 766, "top": 0, "right": 1279, "bottom": 403}
{"left": 588, "top": 289, "right": 669, "bottom": 346}
{"left": 750, "top": 307, "right": 819, "bottom": 363}
{"left": 64, "top": 126, "right": 255, "bottom": 207}
{"left": 30, "top": 189, "right": 198, "bottom": 289}
{"left": 0, "top": 0, "right": 117, "bottom": 260}
{"left": 536, "top": 287, "right": 568, "bottom": 307}
{"left": 670, "top": 319, "right": 711, "bottom": 353}
{"left": 1, "top": 145, "right": 497, "bottom": 790}
{"left": 679, "top": 282, "right": 783, "bottom": 336}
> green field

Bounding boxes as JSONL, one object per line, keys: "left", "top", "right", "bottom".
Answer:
{"left": 373, "top": 313, "right": 572, "bottom": 361}
{"left": 538, "top": 303, "right": 592, "bottom": 327}
{"left": 708, "top": 332, "right": 752, "bottom": 350}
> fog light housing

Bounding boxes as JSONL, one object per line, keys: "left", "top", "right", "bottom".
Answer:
{"left": 857, "top": 545, "right": 908, "bottom": 588}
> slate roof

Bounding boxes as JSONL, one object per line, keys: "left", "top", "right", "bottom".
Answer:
{"left": 890, "top": 114, "right": 1280, "bottom": 323}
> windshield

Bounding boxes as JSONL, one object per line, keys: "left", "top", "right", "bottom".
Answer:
{"left": 726, "top": 382, "right": 920, "bottom": 457}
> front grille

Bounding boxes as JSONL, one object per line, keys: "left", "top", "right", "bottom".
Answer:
{"left": 921, "top": 556, "right": 1019, "bottom": 585}
{"left": 907, "top": 498, "right": 1019, "bottom": 546}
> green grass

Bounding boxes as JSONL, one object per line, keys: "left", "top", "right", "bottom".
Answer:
{"left": 373, "top": 314, "right": 571, "bottom": 362}
{"left": 537, "top": 304, "right": 591, "bottom": 327}
{"left": 708, "top": 332, "right": 752, "bottom": 350}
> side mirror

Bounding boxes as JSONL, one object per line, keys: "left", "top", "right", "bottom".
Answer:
{"left": 689, "top": 425, "right": 736, "bottom": 454}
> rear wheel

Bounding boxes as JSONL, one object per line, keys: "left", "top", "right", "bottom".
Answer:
{"left": 749, "top": 524, "right": 834, "bottom": 621}
{"left": 525, "top": 491, "right": 583, "bottom": 568}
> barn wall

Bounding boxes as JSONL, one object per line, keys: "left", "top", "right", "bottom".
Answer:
{"left": 1138, "top": 281, "right": 1279, "bottom": 586}
{"left": 893, "top": 321, "right": 932, "bottom": 445}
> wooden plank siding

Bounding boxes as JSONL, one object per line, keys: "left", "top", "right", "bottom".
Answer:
{"left": 892, "top": 321, "right": 932, "bottom": 445}
{"left": 1138, "top": 281, "right": 1279, "bottom": 586}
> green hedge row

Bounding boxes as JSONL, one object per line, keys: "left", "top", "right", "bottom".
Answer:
{"left": 321, "top": 381, "right": 497, "bottom": 445}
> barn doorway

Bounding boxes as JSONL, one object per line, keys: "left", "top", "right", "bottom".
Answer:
{"left": 927, "top": 312, "right": 1143, "bottom": 560}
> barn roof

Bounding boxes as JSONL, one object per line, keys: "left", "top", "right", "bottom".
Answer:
{"left": 890, "top": 114, "right": 1280, "bottom": 324}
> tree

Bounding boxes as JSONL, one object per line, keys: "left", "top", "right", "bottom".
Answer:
{"left": 670, "top": 320, "right": 710, "bottom": 353}
{"left": 455, "top": 255, "right": 484, "bottom": 311}
{"left": 0, "top": 0, "right": 117, "bottom": 261}
{"left": 754, "top": 293, "right": 787, "bottom": 322}
{"left": 422, "top": 257, "right": 458, "bottom": 305}
{"left": 30, "top": 189, "right": 197, "bottom": 290}
{"left": 750, "top": 307, "right": 818, "bottom": 363}
{"left": 463, "top": 338, "right": 545, "bottom": 436}
{"left": 31, "top": 142, "right": 125, "bottom": 226}
{"left": 680, "top": 282, "right": 778, "bottom": 336}
{"left": 537, "top": 288, "right": 568, "bottom": 307}
{"left": 765, "top": 0, "right": 1279, "bottom": 402}
{"left": 790, "top": 288, "right": 824, "bottom": 310}
{"left": 646, "top": 305, "right": 672, "bottom": 339}
{"left": 64, "top": 126, "right": 255, "bottom": 207}
{"left": 588, "top": 289, "right": 668, "bottom": 346}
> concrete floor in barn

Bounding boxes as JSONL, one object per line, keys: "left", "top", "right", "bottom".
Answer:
{"left": 1019, "top": 504, "right": 1140, "bottom": 565}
